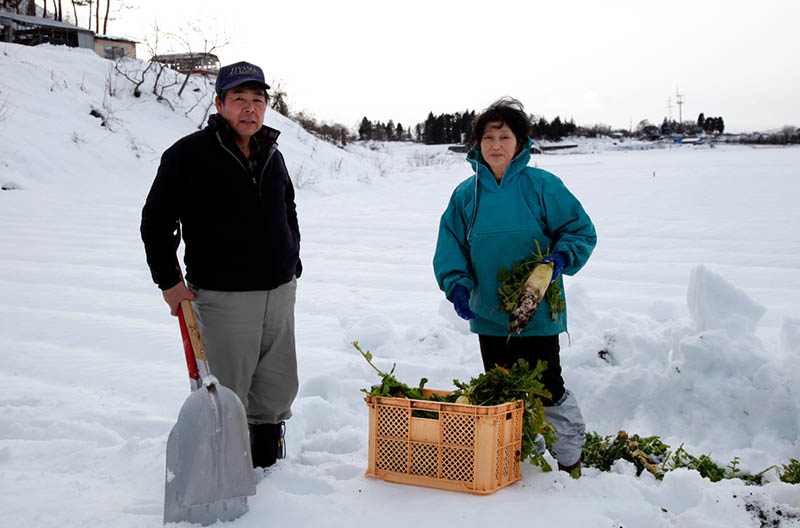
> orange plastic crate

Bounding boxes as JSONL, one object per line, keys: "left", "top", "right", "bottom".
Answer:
{"left": 366, "top": 389, "right": 524, "bottom": 494}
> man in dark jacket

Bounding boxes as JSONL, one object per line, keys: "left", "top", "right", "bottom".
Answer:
{"left": 141, "top": 61, "right": 301, "bottom": 469}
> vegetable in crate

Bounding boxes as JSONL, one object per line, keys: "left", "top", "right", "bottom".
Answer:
{"left": 355, "top": 342, "right": 557, "bottom": 471}
{"left": 355, "top": 341, "right": 434, "bottom": 401}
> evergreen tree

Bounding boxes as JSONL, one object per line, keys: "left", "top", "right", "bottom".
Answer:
{"left": 548, "top": 116, "right": 564, "bottom": 140}
{"left": 565, "top": 117, "right": 577, "bottom": 137}
{"left": 697, "top": 113, "right": 705, "bottom": 130}
{"left": 431, "top": 115, "right": 445, "bottom": 144}
{"left": 374, "top": 121, "right": 387, "bottom": 141}
{"left": 532, "top": 117, "right": 549, "bottom": 139}
{"left": 359, "top": 117, "right": 373, "bottom": 141}
{"left": 386, "top": 120, "right": 395, "bottom": 141}
{"left": 423, "top": 112, "right": 435, "bottom": 144}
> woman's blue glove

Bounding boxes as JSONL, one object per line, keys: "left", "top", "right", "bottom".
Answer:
{"left": 542, "top": 252, "right": 567, "bottom": 283}
{"left": 452, "top": 285, "right": 478, "bottom": 320}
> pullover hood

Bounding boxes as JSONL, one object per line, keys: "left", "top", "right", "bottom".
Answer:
{"left": 466, "top": 136, "right": 534, "bottom": 189}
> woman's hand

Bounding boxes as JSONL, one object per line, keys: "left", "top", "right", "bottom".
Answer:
{"left": 452, "top": 285, "right": 478, "bottom": 320}
{"left": 542, "top": 252, "right": 567, "bottom": 283}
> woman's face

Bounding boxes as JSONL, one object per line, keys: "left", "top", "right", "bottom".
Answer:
{"left": 480, "top": 122, "right": 518, "bottom": 179}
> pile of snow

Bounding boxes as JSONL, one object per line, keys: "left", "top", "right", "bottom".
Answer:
{"left": 2, "top": 42, "right": 799, "bottom": 528}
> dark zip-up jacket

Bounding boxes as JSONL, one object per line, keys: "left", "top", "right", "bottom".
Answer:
{"left": 141, "top": 114, "right": 301, "bottom": 291}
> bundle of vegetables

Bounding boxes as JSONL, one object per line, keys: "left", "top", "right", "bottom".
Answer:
{"left": 583, "top": 431, "right": 800, "bottom": 485}
{"left": 496, "top": 241, "right": 566, "bottom": 333}
{"left": 355, "top": 341, "right": 558, "bottom": 471}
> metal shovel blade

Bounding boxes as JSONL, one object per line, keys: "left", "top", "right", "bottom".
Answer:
{"left": 164, "top": 380, "right": 256, "bottom": 525}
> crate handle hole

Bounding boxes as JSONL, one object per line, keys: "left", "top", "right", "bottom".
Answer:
{"left": 411, "top": 410, "right": 440, "bottom": 419}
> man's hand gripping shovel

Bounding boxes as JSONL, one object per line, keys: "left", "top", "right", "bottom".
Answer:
{"left": 163, "top": 246, "right": 256, "bottom": 525}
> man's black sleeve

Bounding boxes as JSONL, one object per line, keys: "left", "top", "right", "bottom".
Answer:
{"left": 276, "top": 151, "right": 302, "bottom": 278}
{"left": 140, "top": 149, "right": 182, "bottom": 290}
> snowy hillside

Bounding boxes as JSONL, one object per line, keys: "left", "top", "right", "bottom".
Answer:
{"left": 1, "top": 42, "right": 800, "bottom": 527}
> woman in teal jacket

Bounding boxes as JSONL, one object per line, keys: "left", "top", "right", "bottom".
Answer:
{"left": 433, "top": 98, "right": 596, "bottom": 474}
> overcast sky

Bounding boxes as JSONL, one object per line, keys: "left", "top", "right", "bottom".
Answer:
{"left": 107, "top": 0, "right": 799, "bottom": 133}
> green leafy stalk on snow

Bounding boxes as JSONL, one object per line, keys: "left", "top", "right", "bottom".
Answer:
{"left": 778, "top": 459, "right": 800, "bottom": 484}
{"left": 496, "top": 241, "right": 565, "bottom": 321}
{"left": 583, "top": 431, "right": 798, "bottom": 485}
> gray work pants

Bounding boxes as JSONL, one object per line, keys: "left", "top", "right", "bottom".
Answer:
{"left": 188, "top": 278, "right": 298, "bottom": 425}
{"left": 544, "top": 390, "right": 586, "bottom": 467}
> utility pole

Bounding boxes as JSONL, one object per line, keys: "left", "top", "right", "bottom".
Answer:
{"left": 675, "top": 87, "right": 685, "bottom": 124}
{"left": 665, "top": 96, "right": 673, "bottom": 121}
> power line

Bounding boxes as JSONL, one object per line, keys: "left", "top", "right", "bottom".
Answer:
{"left": 675, "top": 87, "right": 685, "bottom": 123}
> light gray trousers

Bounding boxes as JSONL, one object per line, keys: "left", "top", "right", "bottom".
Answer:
{"left": 189, "top": 278, "right": 298, "bottom": 425}
{"left": 544, "top": 390, "right": 586, "bottom": 467}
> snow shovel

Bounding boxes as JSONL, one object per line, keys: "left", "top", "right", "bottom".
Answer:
{"left": 163, "top": 297, "right": 256, "bottom": 525}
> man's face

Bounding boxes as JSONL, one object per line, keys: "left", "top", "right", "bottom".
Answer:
{"left": 215, "top": 86, "right": 267, "bottom": 142}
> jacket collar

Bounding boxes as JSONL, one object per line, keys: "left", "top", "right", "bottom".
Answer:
{"left": 466, "top": 136, "right": 533, "bottom": 188}
{"left": 207, "top": 113, "right": 281, "bottom": 158}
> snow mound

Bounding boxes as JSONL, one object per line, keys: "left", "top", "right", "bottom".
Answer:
{"left": 687, "top": 264, "right": 766, "bottom": 336}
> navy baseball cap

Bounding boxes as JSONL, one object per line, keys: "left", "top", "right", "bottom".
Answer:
{"left": 215, "top": 61, "right": 270, "bottom": 94}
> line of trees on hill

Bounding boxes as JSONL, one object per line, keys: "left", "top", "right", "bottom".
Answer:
{"left": 737, "top": 126, "right": 800, "bottom": 145}
{"left": 637, "top": 113, "right": 726, "bottom": 139}
{"left": 357, "top": 111, "right": 580, "bottom": 144}
{"left": 268, "top": 85, "right": 782, "bottom": 147}
{"left": 358, "top": 118, "right": 413, "bottom": 142}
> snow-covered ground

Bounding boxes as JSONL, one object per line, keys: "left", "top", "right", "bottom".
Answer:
{"left": 1, "top": 43, "right": 799, "bottom": 527}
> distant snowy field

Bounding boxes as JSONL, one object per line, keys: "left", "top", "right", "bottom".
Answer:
{"left": 1, "top": 43, "right": 799, "bottom": 527}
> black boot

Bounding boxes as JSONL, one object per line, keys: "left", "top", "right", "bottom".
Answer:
{"left": 248, "top": 422, "right": 286, "bottom": 469}
{"left": 558, "top": 454, "right": 582, "bottom": 478}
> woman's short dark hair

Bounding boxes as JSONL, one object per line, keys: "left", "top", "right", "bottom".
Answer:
{"left": 468, "top": 97, "right": 531, "bottom": 151}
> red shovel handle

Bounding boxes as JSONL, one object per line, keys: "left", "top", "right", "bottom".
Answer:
{"left": 177, "top": 305, "right": 200, "bottom": 382}
{"left": 173, "top": 227, "right": 209, "bottom": 387}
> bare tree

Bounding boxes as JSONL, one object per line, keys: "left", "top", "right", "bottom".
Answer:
{"left": 164, "top": 21, "right": 229, "bottom": 97}
{"left": 269, "top": 80, "right": 290, "bottom": 117}
{"left": 144, "top": 24, "right": 180, "bottom": 100}
{"left": 62, "top": 1, "right": 124, "bottom": 35}
{"left": 113, "top": 59, "right": 153, "bottom": 97}
{"left": 102, "top": 0, "right": 110, "bottom": 34}
{"left": 53, "top": 0, "right": 63, "bottom": 21}
{"left": 70, "top": 0, "right": 83, "bottom": 26}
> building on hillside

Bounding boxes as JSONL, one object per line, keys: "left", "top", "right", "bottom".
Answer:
{"left": 151, "top": 53, "right": 221, "bottom": 76}
{"left": 0, "top": 11, "right": 93, "bottom": 49}
{"left": 1, "top": 10, "right": 136, "bottom": 59}
{"left": 94, "top": 34, "right": 136, "bottom": 59}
